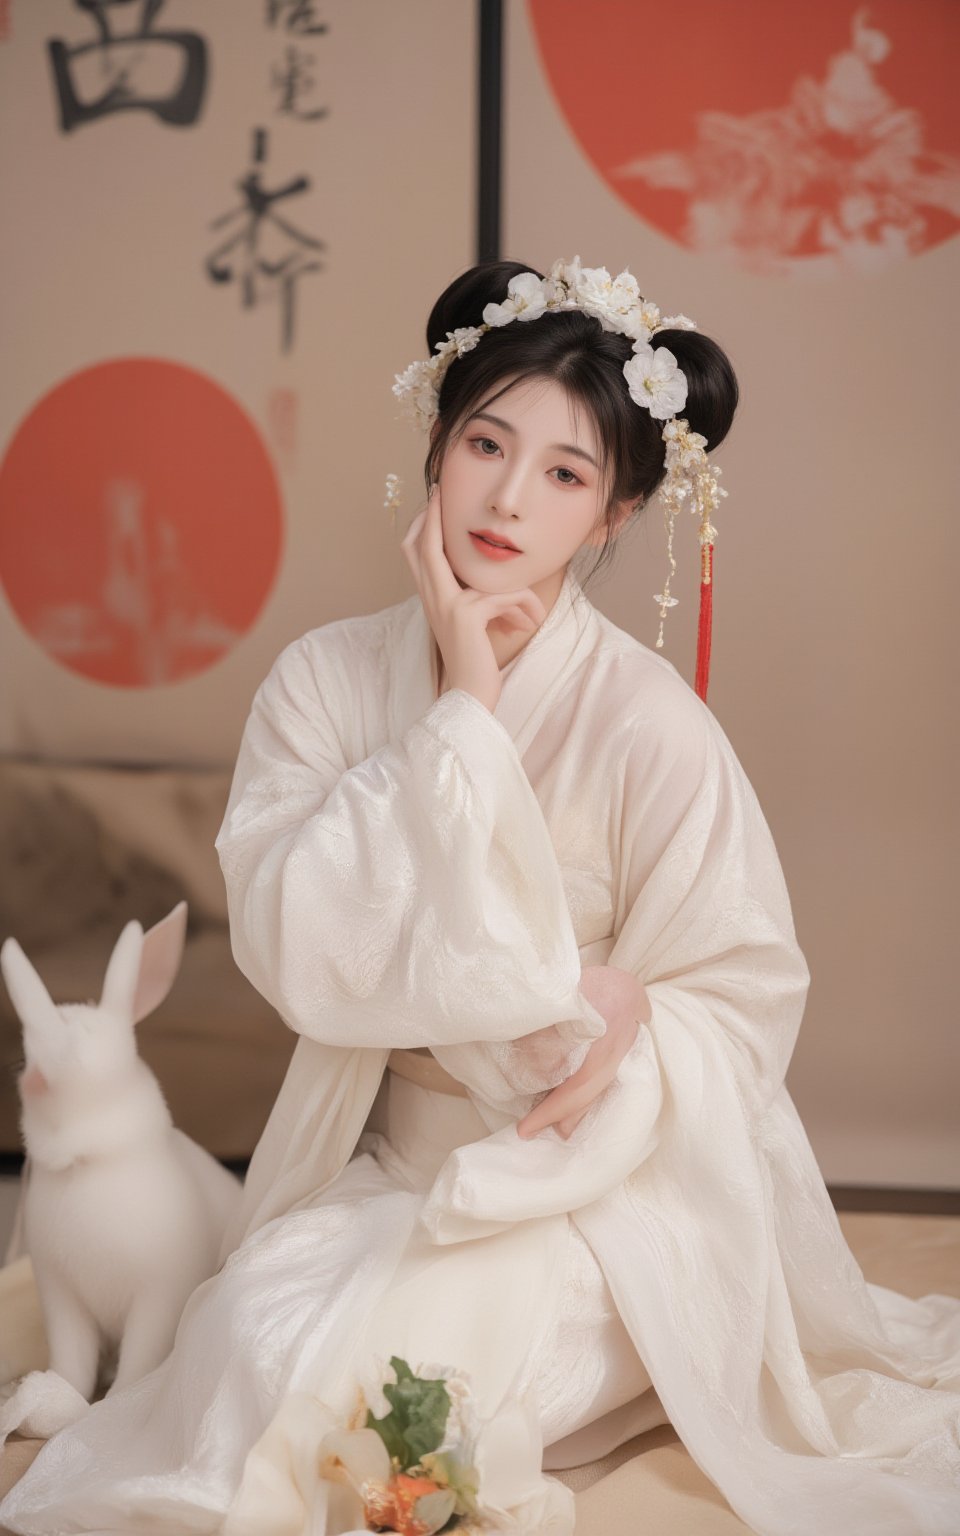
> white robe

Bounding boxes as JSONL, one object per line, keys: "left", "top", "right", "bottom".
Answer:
{"left": 2, "top": 568, "right": 959, "bottom": 1536}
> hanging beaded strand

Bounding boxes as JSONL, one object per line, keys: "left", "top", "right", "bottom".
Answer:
{"left": 653, "top": 504, "right": 679, "bottom": 649}
{"left": 384, "top": 473, "right": 402, "bottom": 528}
{"left": 652, "top": 419, "right": 725, "bottom": 704}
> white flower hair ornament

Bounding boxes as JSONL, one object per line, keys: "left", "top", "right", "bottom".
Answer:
{"left": 391, "top": 257, "right": 729, "bottom": 704}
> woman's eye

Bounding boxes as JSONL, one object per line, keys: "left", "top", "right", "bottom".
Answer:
{"left": 469, "top": 437, "right": 581, "bottom": 486}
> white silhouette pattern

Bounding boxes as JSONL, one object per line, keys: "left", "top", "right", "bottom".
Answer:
{"left": 614, "top": 7, "right": 960, "bottom": 276}
{"left": 32, "top": 479, "right": 240, "bottom": 685}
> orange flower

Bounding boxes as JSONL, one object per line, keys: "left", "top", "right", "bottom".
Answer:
{"left": 363, "top": 1471, "right": 454, "bottom": 1535}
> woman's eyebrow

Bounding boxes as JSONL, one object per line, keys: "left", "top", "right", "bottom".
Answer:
{"left": 469, "top": 411, "right": 598, "bottom": 468}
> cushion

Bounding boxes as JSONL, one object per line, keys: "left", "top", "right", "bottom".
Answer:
{"left": 0, "top": 762, "right": 294, "bottom": 1160}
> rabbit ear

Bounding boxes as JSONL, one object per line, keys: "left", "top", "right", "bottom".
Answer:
{"left": 0, "top": 938, "right": 63, "bottom": 1039}
{"left": 132, "top": 901, "right": 188, "bottom": 1024}
{"left": 99, "top": 919, "right": 146, "bottom": 1022}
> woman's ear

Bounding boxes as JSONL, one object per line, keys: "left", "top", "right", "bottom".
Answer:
{"left": 585, "top": 497, "right": 636, "bottom": 549}
{"left": 610, "top": 497, "right": 637, "bottom": 538}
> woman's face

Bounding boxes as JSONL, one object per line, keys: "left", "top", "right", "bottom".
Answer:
{"left": 436, "top": 375, "right": 632, "bottom": 611}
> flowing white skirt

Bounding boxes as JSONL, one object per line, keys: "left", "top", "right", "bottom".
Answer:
{"left": 0, "top": 1073, "right": 660, "bottom": 1535}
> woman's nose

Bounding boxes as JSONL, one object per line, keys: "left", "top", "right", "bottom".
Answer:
{"left": 488, "top": 459, "right": 528, "bottom": 519}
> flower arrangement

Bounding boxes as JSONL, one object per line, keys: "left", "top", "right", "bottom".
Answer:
{"left": 392, "top": 256, "right": 698, "bottom": 435}
{"left": 319, "top": 1356, "right": 482, "bottom": 1535}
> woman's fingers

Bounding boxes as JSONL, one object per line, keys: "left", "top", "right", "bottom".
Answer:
{"left": 402, "top": 489, "right": 456, "bottom": 621}
{"left": 400, "top": 507, "right": 427, "bottom": 575}
{"left": 516, "top": 1075, "right": 614, "bottom": 1139}
{"left": 402, "top": 482, "right": 552, "bottom": 710}
{"left": 489, "top": 606, "right": 539, "bottom": 634}
{"left": 469, "top": 588, "right": 547, "bottom": 626}
{"left": 417, "top": 483, "right": 461, "bottom": 607}
{"left": 403, "top": 490, "right": 545, "bottom": 619}
{"left": 516, "top": 1059, "right": 619, "bottom": 1140}
{"left": 515, "top": 1007, "right": 641, "bottom": 1140}
{"left": 555, "top": 1110, "right": 586, "bottom": 1139}
{"left": 407, "top": 485, "right": 545, "bottom": 635}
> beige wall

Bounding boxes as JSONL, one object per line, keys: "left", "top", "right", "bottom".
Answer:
{"left": 504, "top": 2, "right": 959, "bottom": 1188}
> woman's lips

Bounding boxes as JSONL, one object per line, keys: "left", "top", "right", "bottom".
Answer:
{"left": 469, "top": 531, "right": 522, "bottom": 561}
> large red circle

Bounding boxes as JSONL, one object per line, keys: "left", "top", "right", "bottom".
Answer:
{"left": 0, "top": 358, "right": 283, "bottom": 687}
{"left": 527, "top": 0, "right": 960, "bottom": 270}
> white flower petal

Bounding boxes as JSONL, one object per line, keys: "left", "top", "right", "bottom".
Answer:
{"left": 622, "top": 345, "right": 688, "bottom": 420}
{"left": 482, "top": 298, "right": 518, "bottom": 327}
{"left": 619, "top": 315, "right": 652, "bottom": 343}
{"left": 449, "top": 326, "right": 483, "bottom": 355}
{"left": 318, "top": 1426, "right": 392, "bottom": 1490}
{"left": 639, "top": 300, "right": 662, "bottom": 331}
{"left": 506, "top": 272, "right": 540, "bottom": 298}
{"left": 413, "top": 1487, "right": 459, "bottom": 1533}
{"left": 610, "top": 270, "right": 640, "bottom": 304}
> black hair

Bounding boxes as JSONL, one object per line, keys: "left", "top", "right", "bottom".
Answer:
{"left": 423, "top": 259, "right": 739, "bottom": 584}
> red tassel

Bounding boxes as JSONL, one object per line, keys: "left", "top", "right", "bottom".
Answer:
{"left": 695, "top": 542, "right": 713, "bottom": 703}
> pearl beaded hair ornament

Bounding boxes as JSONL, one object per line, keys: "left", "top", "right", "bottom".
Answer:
{"left": 391, "top": 257, "right": 728, "bottom": 704}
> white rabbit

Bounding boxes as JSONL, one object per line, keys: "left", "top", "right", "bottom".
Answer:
{"left": 1, "top": 900, "right": 242, "bottom": 1402}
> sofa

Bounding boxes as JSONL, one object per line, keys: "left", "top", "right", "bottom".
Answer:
{"left": 0, "top": 758, "right": 295, "bottom": 1163}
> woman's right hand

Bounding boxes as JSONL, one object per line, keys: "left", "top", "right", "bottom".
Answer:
{"left": 400, "top": 483, "right": 547, "bottom": 714}
{"left": 516, "top": 965, "right": 650, "bottom": 1140}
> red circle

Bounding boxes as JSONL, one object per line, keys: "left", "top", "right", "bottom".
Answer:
{"left": 528, "top": 0, "right": 960, "bottom": 269}
{"left": 0, "top": 358, "right": 283, "bottom": 687}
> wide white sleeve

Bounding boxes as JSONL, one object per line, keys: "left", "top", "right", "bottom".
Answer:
{"left": 214, "top": 631, "right": 606, "bottom": 1051}
{"left": 419, "top": 696, "right": 811, "bottom": 1238}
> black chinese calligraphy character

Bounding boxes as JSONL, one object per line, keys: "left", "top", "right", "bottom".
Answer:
{"left": 47, "top": 0, "right": 208, "bottom": 134}
{"left": 272, "top": 44, "right": 328, "bottom": 121}
{"left": 265, "top": 0, "right": 328, "bottom": 37}
{"left": 205, "top": 128, "right": 325, "bottom": 355}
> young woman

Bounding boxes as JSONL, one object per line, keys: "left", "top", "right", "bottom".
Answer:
{"left": 3, "top": 260, "right": 959, "bottom": 1536}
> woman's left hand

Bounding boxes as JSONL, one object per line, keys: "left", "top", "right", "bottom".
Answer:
{"left": 515, "top": 965, "right": 650, "bottom": 1140}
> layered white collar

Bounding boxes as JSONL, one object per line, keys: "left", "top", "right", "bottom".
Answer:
{"left": 388, "top": 567, "right": 601, "bottom": 756}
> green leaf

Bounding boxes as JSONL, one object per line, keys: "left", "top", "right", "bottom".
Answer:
{"left": 365, "top": 1358, "right": 452, "bottom": 1468}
